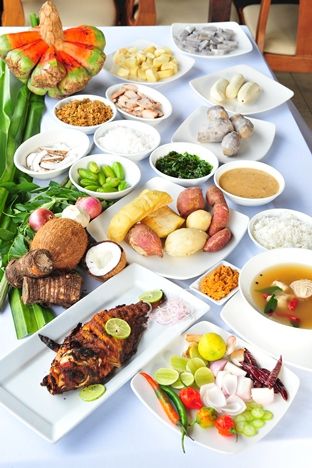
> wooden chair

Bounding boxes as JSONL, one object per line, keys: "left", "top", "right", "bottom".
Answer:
{"left": 1, "top": 0, "right": 156, "bottom": 26}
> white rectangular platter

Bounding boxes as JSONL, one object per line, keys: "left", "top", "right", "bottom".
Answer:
{"left": 131, "top": 320, "right": 300, "bottom": 454}
{"left": 87, "top": 177, "right": 249, "bottom": 280}
{"left": 0, "top": 264, "right": 210, "bottom": 442}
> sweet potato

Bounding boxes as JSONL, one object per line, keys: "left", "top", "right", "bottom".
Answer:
{"left": 208, "top": 203, "right": 230, "bottom": 236}
{"left": 165, "top": 228, "right": 208, "bottom": 257}
{"left": 203, "top": 228, "right": 232, "bottom": 252}
{"left": 177, "top": 187, "right": 205, "bottom": 218}
{"left": 206, "top": 185, "right": 227, "bottom": 207}
{"left": 127, "top": 224, "right": 163, "bottom": 257}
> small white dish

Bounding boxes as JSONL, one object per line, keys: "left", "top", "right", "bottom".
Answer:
{"left": 221, "top": 291, "right": 312, "bottom": 372}
{"left": 190, "top": 260, "right": 240, "bottom": 305}
{"left": 69, "top": 153, "right": 141, "bottom": 200}
{"left": 248, "top": 208, "right": 312, "bottom": 250}
{"left": 171, "top": 106, "right": 276, "bottom": 164}
{"left": 0, "top": 264, "right": 210, "bottom": 442}
{"left": 94, "top": 120, "right": 161, "bottom": 162}
{"left": 189, "top": 64, "right": 294, "bottom": 115}
{"left": 87, "top": 176, "right": 249, "bottom": 280}
{"left": 53, "top": 94, "right": 117, "bottom": 134}
{"left": 105, "top": 83, "right": 173, "bottom": 126}
{"left": 131, "top": 320, "right": 300, "bottom": 453}
{"left": 149, "top": 142, "right": 219, "bottom": 187}
{"left": 14, "top": 129, "right": 90, "bottom": 180}
{"left": 171, "top": 22, "right": 253, "bottom": 59}
{"left": 214, "top": 160, "right": 285, "bottom": 206}
{"left": 104, "top": 39, "right": 195, "bottom": 86}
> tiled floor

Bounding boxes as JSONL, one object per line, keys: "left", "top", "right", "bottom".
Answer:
{"left": 276, "top": 72, "right": 312, "bottom": 129}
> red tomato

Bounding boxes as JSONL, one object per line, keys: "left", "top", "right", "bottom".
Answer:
{"left": 179, "top": 387, "right": 203, "bottom": 410}
{"left": 214, "top": 415, "right": 236, "bottom": 437}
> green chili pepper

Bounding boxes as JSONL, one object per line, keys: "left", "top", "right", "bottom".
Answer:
{"left": 112, "top": 161, "right": 125, "bottom": 180}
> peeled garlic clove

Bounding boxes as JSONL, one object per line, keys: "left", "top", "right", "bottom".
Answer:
{"left": 221, "top": 373, "right": 238, "bottom": 396}
{"left": 200, "top": 383, "right": 227, "bottom": 409}
{"left": 236, "top": 376, "right": 253, "bottom": 401}
{"left": 226, "top": 335, "right": 237, "bottom": 355}
{"left": 290, "top": 279, "right": 312, "bottom": 299}
{"left": 222, "top": 395, "right": 246, "bottom": 416}
{"left": 230, "top": 348, "right": 245, "bottom": 366}
{"left": 251, "top": 387, "right": 274, "bottom": 406}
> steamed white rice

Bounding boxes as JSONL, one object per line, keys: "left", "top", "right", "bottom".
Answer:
{"left": 252, "top": 213, "right": 312, "bottom": 249}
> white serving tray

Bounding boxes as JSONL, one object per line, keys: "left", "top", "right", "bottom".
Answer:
{"left": 0, "top": 264, "right": 210, "bottom": 442}
{"left": 131, "top": 320, "right": 300, "bottom": 454}
{"left": 87, "top": 177, "right": 249, "bottom": 280}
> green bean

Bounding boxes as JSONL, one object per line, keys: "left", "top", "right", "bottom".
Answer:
{"left": 105, "top": 177, "right": 120, "bottom": 188}
{"left": 99, "top": 184, "right": 117, "bottom": 193}
{"left": 88, "top": 162, "right": 100, "bottom": 174}
{"left": 78, "top": 169, "right": 98, "bottom": 181}
{"left": 112, "top": 162, "right": 125, "bottom": 180}
{"left": 102, "top": 165, "right": 115, "bottom": 178}
{"left": 85, "top": 185, "right": 99, "bottom": 191}
{"left": 79, "top": 178, "right": 99, "bottom": 188}
{"left": 98, "top": 173, "right": 106, "bottom": 186}
{"left": 118, "top": 181, "right": 128, "bottom": 191}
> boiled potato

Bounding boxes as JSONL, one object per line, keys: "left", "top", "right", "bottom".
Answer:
{"left": 113, "top": 45, "right": 178, "bottom": 82}
{"left": 165, "top": 228, "right": 208, "bottom": 257}
{"left": 186, "top": 210, "right": 212, "bottom": 231}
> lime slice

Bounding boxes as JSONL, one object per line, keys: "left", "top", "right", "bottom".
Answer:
{"left": 139, "top": 289, "right": 163, "bottom": 303}
{"left": 194, "top": 367, "right": 215, "bottom": 387}
{"left": 180, "top": 371, "right": 194, "bottom": 386}
{"left": 186, "top": 357, "right": 206, "bottom": 374}
{"left": 171, "top": 378, "right": 185, "bottom": 389}
{"left": 170, "top": 355, "right": 187, "bottom": 372}
{"left": 154, "top": 368, "right": 179, "bottom": 385}
{"left": 104, "top": 318, "right": 131, "bottom": 339}
{"left": 79, "top": 384, "right": 106, "bottom": 402}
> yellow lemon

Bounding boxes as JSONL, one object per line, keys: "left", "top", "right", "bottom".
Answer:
{"left": 198, "top": 333, "right": 226, "bottom": 361}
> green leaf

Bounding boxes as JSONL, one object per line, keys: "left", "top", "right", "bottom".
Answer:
{"left": 257, "top": 286, "right": 282, "bottom": 295}
{"left": 7, "top": 233, "right": 28, "bottom": 260}
{"left": 0, "top": 228, "right": 15, "bottom": 241}
{"left": 264, "top": 295, "right": 278, "bottom": 314}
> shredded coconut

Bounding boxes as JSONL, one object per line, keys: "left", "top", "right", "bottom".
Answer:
{"left": 98, "top": 126, "right": 156, "bottom": 154}
{"left": 252, "top": 213, "right": 312, "bottom": 249}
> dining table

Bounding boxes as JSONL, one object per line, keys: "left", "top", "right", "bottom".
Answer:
{"left": 0, "top": 24, "right": 311, "bottom": 468}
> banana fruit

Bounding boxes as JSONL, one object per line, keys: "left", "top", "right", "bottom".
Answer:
{"left": 237, "top": 81, "right": 261, "bottom": 104}
{"left": 225, "top": 73, "right": 245, "bottom": 99}
{"left": 210, "top": 78, "right": 229, "bottom": 102}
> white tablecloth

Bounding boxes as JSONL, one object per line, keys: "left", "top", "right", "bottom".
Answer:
{"left": 0, "top": 25, "right": 311, "bottom": 468}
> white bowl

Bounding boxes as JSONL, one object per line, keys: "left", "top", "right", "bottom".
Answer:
{"left": 239, "top": 248, "right": 312, "bottom": 350}
{"left": 248, "top": 208, "right": 312, "bottom": 250}
{"left": 94, "top": 120, "right": 161, "bottom": 162}
{"left": 69, "top": 154, "right": 141, "bottom": 200}
{"left": 53, "top": 94, "right": 117, "bottom": 134}
{"left": 105, "top": 83, "right": 172, "bottom": 126}
{"left": 149, "top": 142, "right": 219, "bottom": 187}
{"left": 14, "top": 129, "right": 90, "bottom": 180}
{"left": 190, "top": 260, "right": 240, "bottom": 305}
{"left": 214, "top": 160, "right": 285, "bottom": 206}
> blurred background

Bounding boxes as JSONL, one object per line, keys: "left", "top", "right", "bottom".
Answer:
{"left": 1, "top": 0, "right": 311, "bottom": 129}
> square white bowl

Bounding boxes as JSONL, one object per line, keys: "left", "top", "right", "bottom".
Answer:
{"left": 104, "top": 39, "right": 195, "bottom": 86}
{"left": 190, "top": 260, "right": 240, "bottom": 305}
{"left": 171, "top": 105, "right": 276, "bottom": 164}
{"left": 189, "top": 64, "right": 294, "bottom": 115}
{"left": 171, "top": 22, "right": 253, "bottom": 59}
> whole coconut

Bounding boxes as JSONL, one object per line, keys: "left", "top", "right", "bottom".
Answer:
{"left": 31, "top": 218, "right": 88, "bottom": 269}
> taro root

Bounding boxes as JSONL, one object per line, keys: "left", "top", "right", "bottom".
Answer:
{"left": 85, "top": 241, "right": 127, "bottom": 282}
{"left": 5, "top": 249, "right": 53, "bottom": 288}
{"left": 127, "top": 224, "right": 163, "bottom": 257}
{"left": 31, "top": 217, "right": 88, "bottom": 270}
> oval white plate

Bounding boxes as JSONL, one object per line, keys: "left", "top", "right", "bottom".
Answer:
{"left": 171, "top": 105, "right": 276, "bottom": 163}
{"left": 189, "top": 64, "right": 294, "bottom": 115}
{"left": 131, "top": 320, "right": 300, "bottom": 453}
{"left": 104, "top": 39, "right": 195, "bottom": 86}
{"left": 221, "top": 292, "right": 312, "bottom": 372}
{"left": 171, "top": 22, "right": 253, "bottom": 59}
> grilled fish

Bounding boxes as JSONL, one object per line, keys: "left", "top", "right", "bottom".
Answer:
{"left": 40, "top": 301, "right": 150, "bottom": 394}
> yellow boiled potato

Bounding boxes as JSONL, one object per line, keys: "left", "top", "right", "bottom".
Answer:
{"left": 146, "top": 68, "right": 159, "bottom": 82}
{"left": 186, "top": 210, "right": 212, "bottom": 231}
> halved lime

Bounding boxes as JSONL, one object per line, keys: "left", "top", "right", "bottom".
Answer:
{"left": 180, "top": 371, "right": 195, "bottom": 386}
{"left": 139, "top": 289, "right": 163, "bottom": 304}
{"left": 104, "top": 318, "right": 131, "bottom": 339}
{"left": 194, "top": 367, "right": 215, "bottom": 387}
{"left": 186, "top": 357, "right": 206, "bottom": 374}
{"left": 170, "top": 355, "right": 187, "bottom": 372}
{"left": 79, "top": 384, "right": 106, "bottom": 402}
{"left": 154, "top": 368, "right": 179, "bottom": 385}
{"left": 171, "top": 378, "right": 185, "bottom": 389}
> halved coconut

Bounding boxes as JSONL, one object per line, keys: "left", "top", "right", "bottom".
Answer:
{"left": 85, "top": 241, "right": 127, "bottom": 282}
